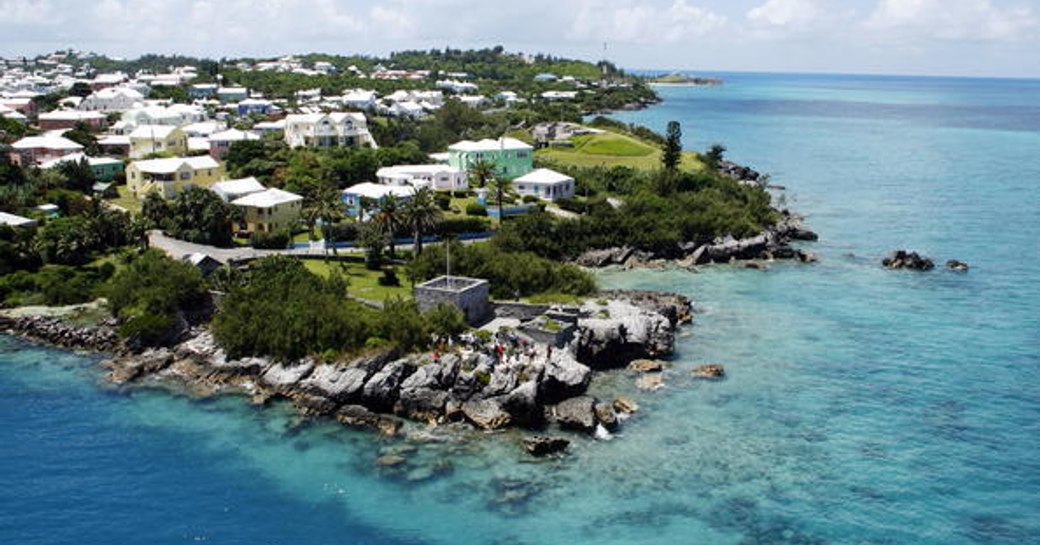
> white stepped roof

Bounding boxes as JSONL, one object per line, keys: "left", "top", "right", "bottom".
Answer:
{"left": 11, "top": 135, "right": 83, "bottom": 150}
{"left": 132, "top": 155, "right": 219, "bottom": 173}
{"left": 231, "top": 187, "right": 302, "bottom": 207}
{"left": 212, "top": 177, "right": 265, "bottom": 196}
{"left": 514, "top": 168, "right": 573, "bottom": 185}
{"left": 448, "top": 137, "right": 532, "bottom": 152}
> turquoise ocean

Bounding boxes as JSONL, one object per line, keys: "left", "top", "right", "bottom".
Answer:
{"left": 3, "top": 73, "right": 1039, "bottom": 544}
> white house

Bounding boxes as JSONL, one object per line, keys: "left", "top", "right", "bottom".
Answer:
{"left": 78, "top": 87, "right": 144, "bottom": 112}
{"left": 211, "top": 177, "right": 266, "bottom": 202}
{"left": 341, "top": 89, "right": 378, "bottom": 110}
{"left": 283, "top": 112, "right": 376, "bottom": 149}
{"left": 342, "top": 182, "right": 416, "bottom": 218}
{"left": 513, "top": 168, "right": 575, "bottom": 202}
{"left": 8, "top": 135, "right": 84, "bottom": 166}
{"left": 207, "top": 128, "right": 259, "bottom": 160}
{"left": 377, "top": 164, "right": 468, "bottom": 191}
{"left": 436, "top": 79, "right": 478, "bottom": 94}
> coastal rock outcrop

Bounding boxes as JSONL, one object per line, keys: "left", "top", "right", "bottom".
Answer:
{"left": 692, "top": 364, "right": 726, "bottom": 379}
{"left": 946, "top": 259, "right": 970, "bottom": 272}
{"left": 553, "top": 396, "right": 597, "bottom": 432}
{"left": 576, "top": 299, "right": 674, "bottom": 368}
{"left": 883, "top": 250, "right": 935, "bottom": 271}
{"left": 523, "top": 436, "right": 570, "bottom": 457}
{"left": 0, "top": 315, "right": 119, "bottom": 352}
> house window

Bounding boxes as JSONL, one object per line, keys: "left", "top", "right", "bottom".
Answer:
{"left": 179, "top": 172, "right": 191, "bottom": 180}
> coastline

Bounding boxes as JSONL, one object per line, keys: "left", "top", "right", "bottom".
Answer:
{"left": 1, "top": 289, "right": 696, "bottom": 455}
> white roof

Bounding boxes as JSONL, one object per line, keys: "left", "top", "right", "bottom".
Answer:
{"left": 208, "top": 128, "right": 260, "bottom": 142}
{"left": 11, "top": 135, "right": 83, "bottom": 151}
{"left": 38, "top": 110, "right": 106, "bottom": 121}
{"left": 98, "top": 134, "right": 131, "bottom": 146}
{"left": 514, "top": 168, "right": 574, "bottom": 185}
{"left": 39, "top": 152, "right": 122, "bottom": 169}
{"left": 231, "top": 187, "right": 302, "bottom": 208}
{"left": 212, "top": 177, "right": 265, "bottom": 196}
{"left": 181, "top": 121, "right": 226, "bottom": 137}
{"left": 254, "top": 119, "right": 286, "bottom": 130}
{"left": 129, "top": 125, "right": 181, "bottom": 139}
{"left": 132, "top": 156, "right": 219, "bottom": 174}
{"left": 0, "top": 212, "right": 37, "bottom": 228}
{"left": 378, "top": 164, "right": 462, "bottom": 177}
{"left": 343, "top": 182, "right": 416, "bottom": 199}
{"left": 91, "top": 87, "right": 144, "bottom": 100}
{"left": 448, "top": 137, "right": 532, "bottom": 152}
{"left": 187, "top": 137, "right": 210, "bottom": 152}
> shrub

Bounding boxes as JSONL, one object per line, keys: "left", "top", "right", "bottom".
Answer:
{"left": 322, "top": 221, "right": 359, "bottom": 243}
{"left": 434, "top": 192, "right": 452, "bottom": 211}
{"left": 522, "top": 195, "right": 539, "bottom": 203}
{"left": 104, "top": 250, "right": 206, "bottom": 346}
{"left": 249, "top": 229, "right": 291, "bottom": 249}
{"left": 377, "top": 267, "right": 400, "bottom": 286}
{"left": 555, "top": 197, "right": 586, "bottom": 214}
{"left": 465, "top": 202, "right": 488, "bottom": 216}
{"left": 435, "top": 217, "right": 491, "bottom": 236}
{"left": 425, "top": 303, "right": 468, "bottom": 337}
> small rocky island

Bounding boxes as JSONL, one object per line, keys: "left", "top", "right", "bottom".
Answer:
{"left": 1, "top": 289, "right": 693, "bottom": 453}
{"left": 649, "top": 72, "right": 723, "bottom": 86}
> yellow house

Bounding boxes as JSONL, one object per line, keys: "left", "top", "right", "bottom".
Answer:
{"left": 126, "top": 156, "right": 224, "bottom": 199}
{"left": 231, "top": 188, "right": 303, "bottom": 233}
{"left": 128, "top": 125, "right": 187, "bottom": 159}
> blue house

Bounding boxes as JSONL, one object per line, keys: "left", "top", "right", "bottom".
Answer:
{"left": 237, "top": 98, "right": 275, "bottom": 116}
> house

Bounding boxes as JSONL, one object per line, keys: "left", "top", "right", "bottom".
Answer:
{"left": 447, "top": 137, "right": 534, "bottom": 180}
{"left": 217, "top": 87, "right": 248, "bottom": 103}
{"left": 341, "top": 182, "right": 415, "bottom": 218}
{"left": 283, "top": 112, "right": 376, "bottom": 149}
{"left": 236, "top": 98, "right": 275, "bottom": 116}
{"left": 78, "top": 87, "right": 144, "bottom": 112}
{"left": 377, "top": 164, "right": 468, "bottom": 191}
{"left": 231, "top": 188, "right": 303, "bottom": 234}
{"left": 0, "top": 97, "right": 37, "bottom": 119}
{"left": 40, "top": 153, "right": 125, "bottom": 182}
{"left": 122, "top": 104, "right": 205, "bottom": 128}
{"left": 533, "top": 73, "right": 558, "bottom": 82}
{"left": 387, "top": 100, "right": 426, "bottom": 118}
{"left": 91, "top": 72, "right": 127, "bottom": 90}
{"left": 8, "top": 135, "right": 84, "bottom": 166}
{"left": 0, "top": 211, "right": 38, "bottom": 229}
{"left": 126, "top": 156, "right": 224, "bottom": 199}
{"left": 182, "top": 252, "right": 223, "bottom": 276}
{"left": 97, "top": 134, "right": 131, "bottom": 156}
{"left": 541, "top": 90, "right": 579, "bottom": 101}
{"left": 189, "top": 83, "right": 218, "bottom": 99}
{"left": 513, "top": 168, "right": 575, "bottom": 202}
{"left": 457, "top": 95, "right": 487, "bottom": 108}
{"left": 37, "top": 110, "right": 107, "bottom": 131}
{"left": 341, "top": 89, "right": 377, "bottom": 110}
{"left": 207, "top": 128, "right": 259, "bottom": 160}
{"left": 252, "top": 119, "right": 285, "bottom": 135}
{"left": 436, "top": 79, "right": 478, "bottom": 94}
{"left": 128, "top": 125, "right": 188, "bottom": 158}
{"left": 211, "top": 177, "right": 266, "bottom": 202}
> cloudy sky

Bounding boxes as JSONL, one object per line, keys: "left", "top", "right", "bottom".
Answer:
{"left": 2, "top": 0, "right": 1038, "bottom": 77}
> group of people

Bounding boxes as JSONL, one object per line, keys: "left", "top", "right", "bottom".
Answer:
{"left": 430, "top": 329, "right": 555, "bottom": 367}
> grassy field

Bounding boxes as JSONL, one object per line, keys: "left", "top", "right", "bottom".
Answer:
{"left": 535, "top": 129, "right": 704, "bottom": 171}
{"left": 108, "top": 185, "right": 142, "bottom": 215}
{"left": 303, "top": 259, "right": 412, "bottom": 303}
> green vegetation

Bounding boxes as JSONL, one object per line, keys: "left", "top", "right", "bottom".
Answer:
{"left": 409, "top": 241, "right": 596, "bottom": 299}
{"left": 143, "top": 188, "right": 239, "bottom": 247}
{"left": 536, "top": 128, "right": 703, "bottom": 171}
{"left": 104, "top": 250, "right": 207, "bottom": 345}
{"left": 302, "top": 260, "right": 411, "bottom": 302}
{"left": 212, "top": 256, "right": 465, "bottom": 360}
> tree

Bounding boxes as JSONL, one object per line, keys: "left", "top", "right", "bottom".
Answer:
{"left": 105, "top": 249, "right": 206, "bottom": 346}
{"left": 467, "top": 159, "right": 498, "bottom": 188}
{"left": 57, "top": 157, "right": 97, "bottom": 193}
{"left": 373, "top": 194, "right": 402, "bottom": 258}
{"left": 359, "top": 221, "right": 390, "bottom": 270}
{"left": 401, "top": 187, "right": 442, "bottom": 256}
{"left": 487, "top": 176, "right": 517, "bottom": 220}
{"left": 63, "top": 122, "right": 99, "bottom": 155}
{"left": 303, "top": 184, "right": 344, "bottom": 242}
{"left": 164, "top": 187, "right": 240, "bottom": 247}
{"left": 662, "top": 120, "right": 682, "bottom": 173}
{"left": 704, "top": 144, "right": 726, "bottom": 171}
{"left": 141, "top": 191, "right": 169, "bottom": 229}
{"left": 68, "top": 82, "right": 93, "bottom": 98}
{"left": 33, "top": 216, "right": 101, "bottom": 265}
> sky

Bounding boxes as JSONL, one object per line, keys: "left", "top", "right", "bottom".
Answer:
{"left": 1, "top": 0, "right": 1038, "bottom": 78}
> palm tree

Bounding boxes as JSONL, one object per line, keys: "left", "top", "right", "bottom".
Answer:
{"left": 467, "top": 159, "right": 497, "bottom": 188}
{"left": 305, "top": 185, "right": 344, "bottom": 250}
{"left": 487, "top": 176, "right": 517, "bottom": 221}
{"left": 401, "top": 187, "right": 442, "bottom": 256}
{"left": 374, "top": 194, "right": 402, "bottom": 258}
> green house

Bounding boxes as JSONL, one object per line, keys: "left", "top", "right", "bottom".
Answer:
{"left": 87, "top": 157, "right": 125, "bottom": 182}
{"left": 447, "top": 137, "right": 534, "bottom": 180}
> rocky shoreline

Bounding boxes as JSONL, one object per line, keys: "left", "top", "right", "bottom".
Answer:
{"left": 1, "top": 290, "right": 694, "bottom": 454}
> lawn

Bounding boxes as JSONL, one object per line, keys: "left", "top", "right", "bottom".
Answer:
{"left": 535, "top": 129, "right": 705, "bottom": 172}
{"left": 303, "top": 259, "right": 412, "bottom": 303}
{"left": 108, "top": 185, "right": 142, "bottom": 215}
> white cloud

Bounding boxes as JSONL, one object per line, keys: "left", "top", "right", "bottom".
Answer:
{"left": 866, "top": 0, "right": 1038, "bottom": 42}
{"left": 573, "top": 0, "right": 726, "bottom": 45}
{"left": 747, "top": 0, "right": 821, "bottom": 28}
